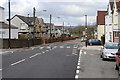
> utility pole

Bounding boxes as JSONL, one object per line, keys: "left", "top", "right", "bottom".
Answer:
{"left": 33, "top": 7, "right": 36, "bottom": 45}
{"left": 8, "top": 0, "right": 11, "bottom": 49}
{"left": 50, "top": 14, "right": 52, "bottom": 43}
{"left": 62, "top": 22, "right": 64, "bottom": 42}
{"left": 27, "top": 14, "right": 30, "bottom": 48}
{"left": 85, "top": 15, "right": 88, "bottom": 47}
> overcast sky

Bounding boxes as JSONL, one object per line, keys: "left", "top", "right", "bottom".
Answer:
{"left": 0, "top": 0, "right": 109, "bottom": 26}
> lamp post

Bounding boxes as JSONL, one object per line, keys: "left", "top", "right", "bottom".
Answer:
{"left": 50, "top": 14, "right": 52, "bottom": 43}
{"left": 8, "top": 0, "right": 11, "bottom": 49}
{"left": 85, "top": 15, "right": 88, "bottom": 47}
{"left": 62, "top": 22, "right": 64, "bottom": 42}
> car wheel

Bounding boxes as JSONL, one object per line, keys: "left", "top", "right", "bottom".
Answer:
{"left": 116, "top": 64, "right": 119, "bottom": 70}
{"left": 102, "top": 57, "right": 106, "bottom": 61}
{"left": 100, "top": 55, "right": 102, "bottom": 58}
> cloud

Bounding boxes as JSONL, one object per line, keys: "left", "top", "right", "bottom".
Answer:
{"left": 0, "top": 0, "right": 108, "bottom": 26}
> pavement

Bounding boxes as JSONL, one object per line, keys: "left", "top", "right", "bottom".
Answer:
{"left": 75, "top": 45, "right": 118, "bottom": 79}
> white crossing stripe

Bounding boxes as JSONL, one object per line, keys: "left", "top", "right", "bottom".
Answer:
{"left": 66, "top": 46, "right": 71, "bottom": 48}
{"left": 42, "top": 52, "right": 45, "bottom": 54}
{"left": 74, "top": 47, "right": 77, "bottom": 49}
{"left": 60, "top": 46, "right": 64, "bottom": 48}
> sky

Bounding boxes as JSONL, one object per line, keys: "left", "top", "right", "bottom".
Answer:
{"left": 0, "top": 0, "right": 109, "bottom": 26}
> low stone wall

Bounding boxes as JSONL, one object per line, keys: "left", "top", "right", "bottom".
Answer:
{"left": 2, "top": 38, "right": 42, "bottom": 49}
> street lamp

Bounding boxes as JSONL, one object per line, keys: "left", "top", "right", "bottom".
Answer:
{"left": 50, "top": 14, "right": 52, "bottom": 43}
{"left": 8, "top": 0, "right": 11, "bottom": 49}
{"left": 85, "top": 15, "right": 88, "bottom": 47}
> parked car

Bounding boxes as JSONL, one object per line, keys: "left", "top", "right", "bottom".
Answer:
{"left": 100, "top": 42, "right": 119, "bottom": 60}
{"left": 88, "top": 39, "right": 101, "bottom": 45}
{"left": 115, "top": 47, "right": 120, "bottom": 76}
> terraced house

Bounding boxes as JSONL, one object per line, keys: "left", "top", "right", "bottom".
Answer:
{"left": 105, "top": 0, "right": 120, "bottom": 43}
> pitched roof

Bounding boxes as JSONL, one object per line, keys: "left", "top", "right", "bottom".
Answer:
{"left": 0, "top": 22, "right": 18, "bottom": 29}
{"left": 97, "top": 11, "right": 107, "bottom": 25}
{"left": 12, "top": 15, "right": 36, "bottom": 26}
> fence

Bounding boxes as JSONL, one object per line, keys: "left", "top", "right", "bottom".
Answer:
{"left": 1, "top": 38, "right": 42, "bottom": 49}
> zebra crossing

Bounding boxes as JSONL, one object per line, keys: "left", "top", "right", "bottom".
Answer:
{"left": 39, "top": 45, "right": 78, "bottom": 49}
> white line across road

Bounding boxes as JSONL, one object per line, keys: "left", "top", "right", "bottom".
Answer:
{"left": 11, "top": 59, "right": 25, "bottom": 66}
{"left": 66, "top": 46, "right": 71, "bottom": 49}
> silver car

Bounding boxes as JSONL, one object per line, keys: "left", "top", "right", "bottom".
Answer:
{"left": 100, "top": 42, "right": 119, "bottom": 60}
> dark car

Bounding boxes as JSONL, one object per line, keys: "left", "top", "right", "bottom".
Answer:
{"left": 88, "top": 39, "right": 101, "bottom": 45}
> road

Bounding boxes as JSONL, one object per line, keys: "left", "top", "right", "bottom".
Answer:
{"left": 1, "top": 40, "right": 119, "bottom": 79}
{"left": 2, "top": 40, "right": 81, "bottom": 79}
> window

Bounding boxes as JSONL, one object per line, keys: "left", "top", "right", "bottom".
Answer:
{"left": 109, "top": 32, "right": 112, "bottom": 42}
{"left": 20, "top": 23, "right": 26, "bottom": 30}
{"left": 114, "top": 31, "right": 120, "bottom": 38}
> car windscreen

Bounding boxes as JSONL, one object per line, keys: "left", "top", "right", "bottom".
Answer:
{"left": 104, "top": 43, "right": 119, "bottom": 49}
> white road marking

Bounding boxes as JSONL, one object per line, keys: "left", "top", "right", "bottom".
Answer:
{"left": 84, "top": 51, "right": 86, "bottom": 54}
{"left": 76, "top": 70, "right": 80, "bottom": 74}
{"left": 66, "top": 46, "right": 71, "bottom": 48}
{"left": 47, "top": 46, "right": 51, "bottom": 49}
{"left": 11, "top": 59, "right": 25, "bottom": 66}
{"left": 29, "top": 54, "right": 38, "bottom": 58}
{"left": 60, "top": 46, "right": 64, "bottom": 48}
{"left": 36, "top": 53, "right": 41, "bottom": 55}
{"left": 74, "top": 47, "right": 77, "bottom": 49}
{"left": 53, "top": 46, "right": 57, "bottom": 48}
{"left": 78, "top": 63, "right": 80, "bottom": 66}
{"left": 78, "top": 60, "right": 80, "bottom": 63}
{"left": 75, "top": 75, "right": 79, "bottom": 79}
{"left": 77, "top": 66, "right": 80, "bottom": 69}
{"left": 39, "top": 47, "right": 44, "bottom": 49}
{"left": 80, "top": 50, "right": 82, "bottom": 54}
{"left": 72, "top": 53, "right": 77, "bottom": 55}
{"left": 0, "top": 69, "right": 2, "bottom": 71}
{"left": 42, "top": 51, "right": 45, "bottom": 54}
{"left": 31, "top": 48, "right": 34, "bottom": 50}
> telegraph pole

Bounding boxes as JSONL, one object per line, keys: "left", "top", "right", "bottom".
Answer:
{"left": 50, "top": 14, "right": 52, "bottom": 43}
{"left": 8, "top": 0, "right": 11, "bottom": 49}
{"left": 62, "top": 22, "right": 64, "bottom": 42}
{"left": 85, "top": 15, "right": 88, "bottom": 47}
{"left": 33, "top": 7, "right": 36, "bottom": 45}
